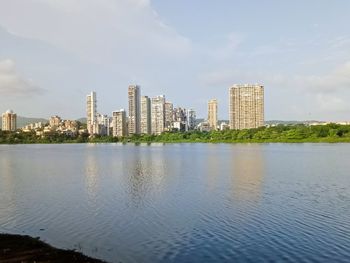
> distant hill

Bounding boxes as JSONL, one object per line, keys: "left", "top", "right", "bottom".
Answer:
{"left": 198, "top": 119, "right": 325, "bottom": 126}
{"left": 0, "top": 116, "right": 48, "bottom": 128}
{"left": 265, "top": 120, "right": 324, "bottom": 125}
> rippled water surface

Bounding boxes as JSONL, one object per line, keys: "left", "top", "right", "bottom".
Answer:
{"left": 1, "top": 143, "right": 350, "bottom": 262}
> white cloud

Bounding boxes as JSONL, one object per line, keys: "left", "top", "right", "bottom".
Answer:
{"left": 294, "top": 61, "right": 350, "bottom": 93}
{"left": 0, "top": 0, "right": 191, "bottom": 65}
{"left": 199, "top": 61, "right": 350, "bottom": 93}
{"left": 198, "top": 61, "right": 350, "bottom": 120}
{"left": 316, "top": 94, "right": 348, "bottom": 113}
{"left": 0, "top": 59, "right": 45, "bottom": 96}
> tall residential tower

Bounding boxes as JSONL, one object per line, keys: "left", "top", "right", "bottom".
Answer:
{"left": 151, "top": 95, "right": 166, "bottom": 135}
{"left": 229, "top": 84, "right": 264, "bottom": 130}
{"left": 86, "top": 91, "right": 98, "bottom": 135}
{"left": 164, "top": 101, "right": 174, "bottom": 131}
{"left": 208, "top": 99, "right": 218, "bottom": 130}
{"left": 141, "top": 96, "right": 151, "bottom": 134}
{"left": 187, "top": 109, "right": 196, "bottom": 130}
{"left": 128, "top": 85, "right": 141, "bottom": 135}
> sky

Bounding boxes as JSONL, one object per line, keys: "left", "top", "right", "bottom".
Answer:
{"left": 0, "top": 0, "right": 350, "bottom": 121}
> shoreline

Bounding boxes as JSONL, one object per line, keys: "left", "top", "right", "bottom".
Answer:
{"left": 0, "top": 233, "right": 108, "bottom": 263}
{"left": 1, "top": 139, "right": 350, "bottom": 145}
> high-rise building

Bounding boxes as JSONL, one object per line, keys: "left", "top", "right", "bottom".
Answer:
{"left": 229, "top": 84, "right": 264, "bottom": 130}
{"left": 151, "top": 95, "right": 165, "bottom": 135}
{"left": 2, "top": 110, "right": 17, "bottom": 131}
{"left": 187, "top": 109, "right": 196, "bottom": 130}
{"left": 173, "top": 107, "right": 187, "bottom": 123}
{"left": 86, "top": 91, "right": 98, "bottom": 135}
{"left": 208, "top": 99, "right": 218, "bottom": 130}
{"left": 173, "top": 107, "right": 188, "bottom": 131}
{"left": 140, "top": 96, "right": 151, "bottom": 134}
{"left": 112, "top": 109, "right": 127, "bottom": 137}
{"left": 164, "top": 102, "right": 174, "bottom": 131}
{"left": 128, "top": 85, "right": 141, "bottom": 135}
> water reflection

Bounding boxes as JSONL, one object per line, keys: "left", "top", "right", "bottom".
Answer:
{"left": 85, "top": 148, "right": 99, "bottom": 207}
{"left": 1, "top": 144, "right": 350, "bottom": 263}
{"left": 122, "top": 145, "right": 167, "bottom": 208}
{"left": 0, "top": 153, "right": 17, "bottom": 230}
{"left": 205, "top": 145, "right": 221, "bottom": 192}
{"left": 231, "top": 145, "right": 265, "bottom": 203}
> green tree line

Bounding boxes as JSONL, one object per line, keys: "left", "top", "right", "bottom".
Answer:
{"left": 1, "top": 124, "right": 350, "bottom": 144}
{"left": 127, "top": 124, "right": 350, "bottom": 143}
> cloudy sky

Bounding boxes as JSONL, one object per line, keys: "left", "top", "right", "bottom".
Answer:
{"left": 0, "top": 0, "right": 350, "bottom": 121}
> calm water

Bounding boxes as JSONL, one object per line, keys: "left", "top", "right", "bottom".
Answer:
{"left": 0, "top": 143, "right": 350, "bottom": 262}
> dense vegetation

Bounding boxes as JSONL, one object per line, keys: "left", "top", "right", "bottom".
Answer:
{"left": 127, "top": 124, "right": 350, "bottom": 143}
{"left": 1, "top": 124, "right": 350, "bottom": 144}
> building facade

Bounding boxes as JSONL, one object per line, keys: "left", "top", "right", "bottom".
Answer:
{"left": 151, "top": 95, "right": 166, "bottom": 135}
{"left": 173, "top": 107, "right": 188, "bottom": 131}
{"left": 97, "top": 114, "right": 111, "bottom": 136}
{"left": 112, "top": 110, "right": 127, "bottom": 137}
{"left": 187, "top": 109, "right": 196, "bottom": 130}
{"left": 208, "top": 99, "right": 218, "bottom": 130}
{"left": 2, "top": 110, "right": 17, "bottom": 131}
{"left": 49, "top": 115, "right": 62, "bottom": 128}
{"left": 164, "top": 102, "right": 174, "bottom": 131}
{"left": 140, "top": 96, "right": 151, "bottom": 134}
{"left": 86, "top": 91, "right": 98, "bottom": 135}
{"left": 229, "top": 84, "right": 264, "bottom": 130}
{"left": 128, "top": 85, "right": 141, "bottom": 135}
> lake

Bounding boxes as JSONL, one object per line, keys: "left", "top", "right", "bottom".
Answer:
{"left": 0, "top": 143, "right": 350, "bottom": 262}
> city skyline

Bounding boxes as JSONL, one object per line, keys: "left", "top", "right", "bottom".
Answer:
{"left": 0, "top": 1, "right": 350, "bottom": 121}
{"left": 83, "top": 83, "right": 265, "bottom": 137}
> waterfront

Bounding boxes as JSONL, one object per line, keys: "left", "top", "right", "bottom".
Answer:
{"left": 0, "top": 144, "right": 350, "bottom": 262}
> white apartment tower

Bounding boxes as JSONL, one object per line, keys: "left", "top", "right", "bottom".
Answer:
{"left": 112, "top": 110, "right": 128, "bottom": 137}
{"left": 208, "top": 99, "right": 218, "bottom": 130}
{"left": 151, "top": 95, "right": 166, "bottom": 135}
{"left": 128, "top": 85, "right": 141, "bottom": 135}
{"left": 86, "top": 91, "right": 98, "bottom": 135}
{"left": 229, "top": 84, "right": 264, "bottom": 130}
{"left": 2, "top": 110, "right": 17, "bottom": 131}
{"left": 140, "top": 96, "right": 151, "bottom": 134}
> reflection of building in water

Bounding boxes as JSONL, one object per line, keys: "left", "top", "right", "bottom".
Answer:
{"left": 231, "top": 146, "right": 265, "bottom": 203}
{"left": 84, "top": 147, "right": 99, "bottom": 206}
{"left": 205, "top": 145, "right": 221, "bottom": 192}
{"left": 122, "top": 145, "right": 167, "bottom": 208}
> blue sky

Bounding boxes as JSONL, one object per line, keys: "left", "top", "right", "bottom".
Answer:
{"left": 0, "top": 0, "right": 350, "bottom": 121}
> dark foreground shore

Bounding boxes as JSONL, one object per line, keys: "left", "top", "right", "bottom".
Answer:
{"left": 0, "top": 234, "right": 108, "bottom": 263}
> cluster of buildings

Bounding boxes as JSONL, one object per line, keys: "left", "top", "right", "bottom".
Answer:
{"left": 87, "top": 86, "right": 197, "bottom": 137}
{"left": 1, "top": 111, "right": 84, "bottom": 136}
{"left": 23, "top": 115, "right": 83, "bottom": 136}
{"left": 199, "top": 84, "right": 264, "bottom": 132}
{"left": 85, "top": 84, "right": 265, "bottom": 137}
{"left": 2, "top": 84, "right": 266, "bottom": 135}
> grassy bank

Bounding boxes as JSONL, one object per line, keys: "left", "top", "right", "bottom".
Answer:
{"left": 0, "top": 233, "right": 108, "bottom": 263}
